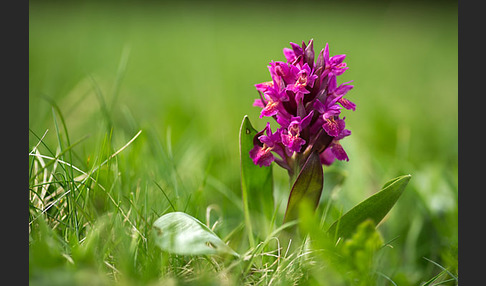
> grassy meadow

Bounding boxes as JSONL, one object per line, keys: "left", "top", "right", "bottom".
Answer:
{"left": 29, "top": 1, "right": 458, "bottom": 285}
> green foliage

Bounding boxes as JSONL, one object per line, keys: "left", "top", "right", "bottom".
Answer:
{"left": 338, "top": 220, "right": 385, "bottom": 285}
{"left": 239, "top": 116, "right": 274, "bottom": 246}
{"left": 300, "top": 219, "right": 386, "bottom": 286}
{"left": 29, "top": 216, "right": 68, "bottom": 273}
{"left": 297, "top": 178, "right": 411, "bottom": 286}
{"left": 283, "top": 152, "right": 323, "bottom": 225}
{"left": 328, "top": 174, "right": 411, "bottom": 240}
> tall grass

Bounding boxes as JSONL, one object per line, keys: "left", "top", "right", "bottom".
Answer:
{"left": 29, "top": 1, "right": 457, "bottom": 285}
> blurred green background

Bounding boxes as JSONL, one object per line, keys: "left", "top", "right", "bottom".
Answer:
{"left": 29, "top": 0, "right": 457, "bottom": 283}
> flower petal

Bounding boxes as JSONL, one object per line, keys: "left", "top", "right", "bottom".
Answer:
{"left": 253, "top": 99, "right": 265, "bottom": 108}
{"left": 322, "top": 117, "right": 345, "bottom": 137}
{"left": 249, "top": 145, "right": 274, "bottom": 167}
{"left": 319, "top": 148, "right": 335, "bottom": 166}
{"left": 331, "top": 142, "right": 349, "bottom": 161}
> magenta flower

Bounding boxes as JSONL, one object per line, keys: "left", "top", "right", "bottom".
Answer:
{"left": 250, "top": 122, "right": 285, "bottom": 167}
{"left": 250, "top": 39, "right": 355, "bottom": 172}
{"left": 285, "top": 63, "right": 318, "bottom": 104}
{"left": 319, "top": 43, "right": 349, "bottom": 78}
{"left": 319, "top": 140, "right": 350, "bottom": 166}
{"left": 254, "top": 78, "right": 290, "bottom": 118}
{"left": 283, "top": 42, "right": 304, "bottom": 64}
{"left": 326, "top": 74, "right": 355, "bottom": 111}
{"left": 278, "top": 111, "right": 314, "bottom": 153}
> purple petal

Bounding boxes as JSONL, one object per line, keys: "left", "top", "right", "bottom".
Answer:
{"left": 255, "top": 81, "right": 273, "bottom": 92}
{"left": 338, "top": 97, "right": 356, "bottom": 111}
{"left": 313, "top": 99, "right": 326, "bottom": 113}
{"left": 249, "top": 145, "right": 274, "bottom": 167}
{"left": 330, "top": 54, "right": 346, "bottom": 65}
{"left": 283, "top": 48, "right": 296, "bottom": 63}
{"left": 290, "top": 42, "right": 303, "bottom": 57}
{"left": 331, "top": 143, "right": 349, "bottom": 161}
{"left": 322, "top": 117, "right": 345, "bottom": 137}
{"left": 281, "top": 133, "right": 306, "bottom": 153}
{"left": 335, "top": 82, "right": 354, "bottom": 96}
{"left": 335, "top": 128, "right": 351, "bottom": 140}
{"left": 301, "top": 110, "right": 314, "bottom": 128}
{"left": 319, "top": 148, "right": 335, "bottom": 166}
{"left": 333, "top": 67, "right": 348, "bottom": 76}
{"left": 323, "top": 104, "right": 341, "bottom": 119}
{"left": 327, "top": 74, "right": 338, "bottom": 93}
{"left": 260, "top": 101, "right": 279, "bottom": 118}
{"left": 253, "top": 99, "right": 265, "bottom": 108}
{"left": 277, "top": 114, "right": 290, "bottom": 128}
{"left": 323, "top": 43, "right": 330, "bottom": 63}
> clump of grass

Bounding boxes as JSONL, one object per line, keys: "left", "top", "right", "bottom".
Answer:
{"left": 29, "top": 113, "right": 457, "bottom": 285}
{"left": 29, "top": 73, "right": 457, "bottom": 285}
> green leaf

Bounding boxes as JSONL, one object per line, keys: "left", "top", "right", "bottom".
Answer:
{"left": 239, "top": 116, "right": 274, "bottom": 246}
{"left": 283, "top": 151, "right": 323, "bottom": 224}
{"left": 341, "top": 219, "right": 384, "bottom": 265}
{"left": 339, "top": 219, "right": 385, "bottom": 284}
{"left": 328, "top": 174, "right": 411, "bottom": 240}
{"left": 152, "top": 212, "right": 239, "bottom": 257}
